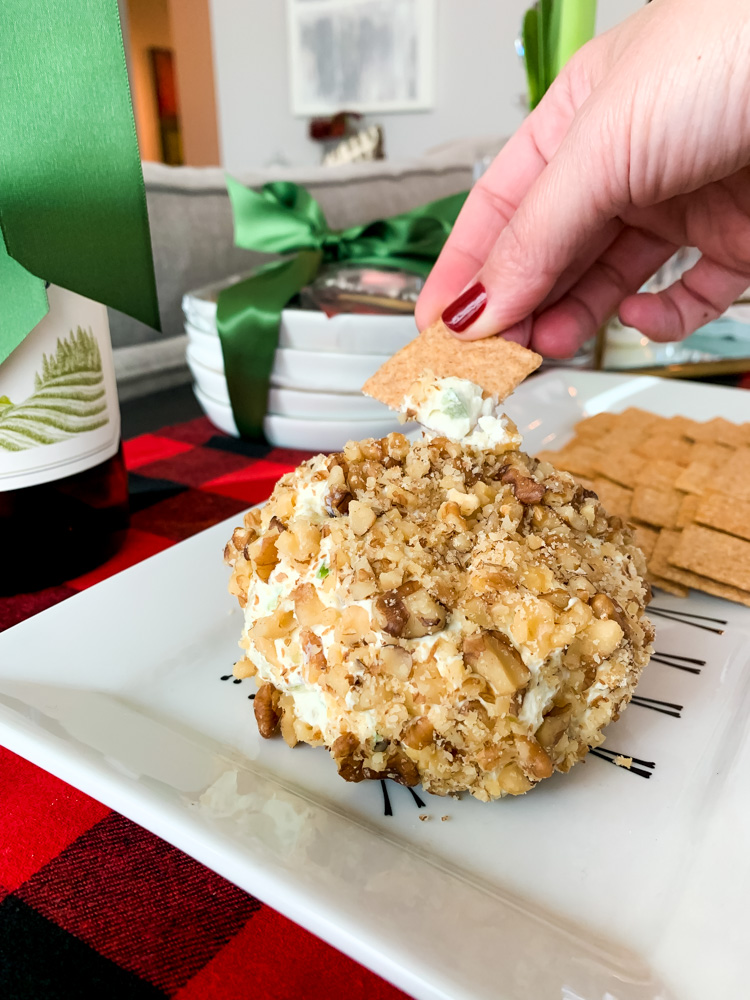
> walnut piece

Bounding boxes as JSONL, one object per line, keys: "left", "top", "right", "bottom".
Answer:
{"left": 348, "top": 500, "right": 377, "bottom": 535}
{"left": 373, "top": 582, "right": 447, "bottom": 639}
{"left": 364, "top": 748, "right": 420, "bottom": 787}
{"left": 325, "top": 487, "right": 352, "bottom": 516}
{"left": 462, "top": 631, "right": 530, "bottom": 695}
{"left": 515, "top": 735, "right": 554, "bottom": 779}
{"left": 500, "top": 466, "right": 546, "bottom": 504}
{"left": 535, "top": 705, "right": 572, "bottom": 750}
{"left": 374, "top": 590, "right": 409, "bottom": 637}
{"left": 300, "top": 627, "right": 326, "bottom": 672}
{"left": 246, "top": 534, "right": 279, "bottom": 582}
{"left": 291, "top": 582, "right": 336, "bottom": 628}
{"left": 254, "top": 683, "right": 281, "bottom": 738}
{"left": 401, "top": 716, "right": 435, "bottom": 749}
{"left": 379, "top": 645, "right": 413, "bottom": 680}
{"left": 591, "top": 592, "right": 630, "bottom": 636}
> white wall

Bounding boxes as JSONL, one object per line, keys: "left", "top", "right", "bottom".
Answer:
{"left": 210, "top": 0, "right": 644, "bottom": 173}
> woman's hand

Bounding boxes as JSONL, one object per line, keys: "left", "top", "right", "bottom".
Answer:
{"left": 416, "top": 0, "right": 750, "bottom": 357}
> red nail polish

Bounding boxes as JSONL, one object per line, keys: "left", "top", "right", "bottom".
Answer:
{"left": 442, "top": 283, "right": 488, "bottom": 333}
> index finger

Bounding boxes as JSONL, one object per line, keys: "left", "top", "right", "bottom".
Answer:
{"left": 416, "top": 94, "right": 575, "bottom": 331}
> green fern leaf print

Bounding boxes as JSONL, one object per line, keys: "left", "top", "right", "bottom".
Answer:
{"left": 0, "top": 327, "right": 109, "bottom": 451}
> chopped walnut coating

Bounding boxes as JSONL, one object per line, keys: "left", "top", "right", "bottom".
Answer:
{"left": 226, "top": 428, "right": 652, "bottom": 801}
{"left": 500, "top": 465, "right": 547, "bottom": 504}
{"left": 373, "top": 582, "right": 447, "bottom": 639}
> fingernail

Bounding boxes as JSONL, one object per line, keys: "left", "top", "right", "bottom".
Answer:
{"left": 442, "top": 282, "right": 487, "bottom": 333}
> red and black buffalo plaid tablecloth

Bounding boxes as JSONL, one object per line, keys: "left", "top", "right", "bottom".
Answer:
{"left": 0, "top": 417, "right": 410, "bottom": 1000}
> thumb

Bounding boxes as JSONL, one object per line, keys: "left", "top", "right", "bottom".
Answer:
{"left": 443, "top": 110, "right": 622, "bottom": 341}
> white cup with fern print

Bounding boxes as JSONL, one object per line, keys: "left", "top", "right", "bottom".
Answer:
{"left": 0, "top": 284, "right": 121, "bottom": 489}
{"left": 0, "top": 285, "right": 128, "bottom": 592}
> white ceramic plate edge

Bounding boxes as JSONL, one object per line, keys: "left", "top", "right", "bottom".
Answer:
{"left": 0, "top": 515, "right": 669, "bottom": 1000}
{"left": 3, "top": 371, "right": 750, "bottom": 1000}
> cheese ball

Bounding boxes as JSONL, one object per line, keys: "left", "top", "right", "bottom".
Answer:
{"left": 225, "top": 419, "right": 653, "bottom": 800}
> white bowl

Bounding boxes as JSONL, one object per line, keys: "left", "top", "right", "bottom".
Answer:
{"left": 268, "top": 387, "right": 392, "bottom": 420}
{"left": 193, "top": 384, "right": 239, "bottom": 437}
{"left": 185, "top": 324, "right": 224, "bottom": 370}
{"left": 193, "top": 384, "right": 401, "bottom": 450}
{"left": 263, "top": 413, "right": 401, "bottom": 451}
{"left": 185, "top": 341, "right": 394, "bottom": 408}
{"left": 186, "top": 348, "right": 231, "bottom": 405}
{"left": 183, "top": 308, "right": 417, "bottom": 356}
{"left": 270, "top": 348, "right": 384, "bottom": 391}
{"left": 186, "top": 336, "right": 386, "bottom": 394}
{"left": 279, "top": 310, "right": 416, "bottom": 355}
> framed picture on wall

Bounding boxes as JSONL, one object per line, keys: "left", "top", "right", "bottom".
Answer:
{"left": 286, "top": 0, "right": 435, "bottom": 115}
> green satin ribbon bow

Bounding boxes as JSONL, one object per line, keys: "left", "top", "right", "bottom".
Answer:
{"left": 217, "top": 178, "right": 468, "bottom": 439}
{"left": 0, "top": 0, "right": 159, "bottom": 366}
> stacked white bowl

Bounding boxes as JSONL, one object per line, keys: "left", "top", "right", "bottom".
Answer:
{"left": 182, "top": 278, "right": 416, "bottom": 450}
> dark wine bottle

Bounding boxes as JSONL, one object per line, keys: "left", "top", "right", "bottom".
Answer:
{"left": 0, "top": 447, "right": 129, "bottom": 595}
{"left": 0, "top": 287, "right": 129, "bottom": 596}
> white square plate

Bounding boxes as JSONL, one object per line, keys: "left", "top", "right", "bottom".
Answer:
{"left": 2, "top": 371, "right": 749, "bottom": 1000}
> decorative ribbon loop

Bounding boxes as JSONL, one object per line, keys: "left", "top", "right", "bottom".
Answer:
{"left": 0, "top": 0, "right": 160, "bottom": 365}
{"left": 217, "top": 179, "right": 467, "bottom": 439}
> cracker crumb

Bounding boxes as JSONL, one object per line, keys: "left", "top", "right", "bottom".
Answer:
{"left": 418, "top": 814, "right": 431, "bottom": 822}
{"left": 441, "top": 815, "right": 450, "bottom": 822}
{"left": 614, "top": 755, "right": 633, "bottom": 769}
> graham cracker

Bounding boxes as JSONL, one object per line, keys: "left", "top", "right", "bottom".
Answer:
{"left": 633, "top": 434, "right": 694, "bottom": 466}
{"left": 631, "top": 523, "right": 659, "bottom": 561}
{"left": 686, "top": 417, "right": 748, "bottom": 448}
{"left": 649, "top": 529, "right": 750, "bottom": 607}
{"left": 706, "top": 418, "right": 748, "bottom": 449}
{"left": 670, "top": 524, "right": 750, "bottom": 593}
{"left": 630, "top": 485, "right": 683, "bottom": 529}
{"left": 362, "top": 318, "right": 542, "bottom": 410}
{"left": 674, "top": 461, "right": 715, "bottom": 495}
{"left": 663, "top": 415, "right": 696, "bottom": 437}
{"left": 592, "top": 478, "right": 633, "bottom": 520}
{"left": 617, "top": 408, "right": 661, "bottom": 433}
{"left": 573, "top": 413, "right": 616, "bottom": 440}
{"left": 676, "top": 494, "right": 699, "bottom": 529}
{"left": 593, "top": 428, "right": 645, "bottom": 455}
{"left": 545, "top": 444, "right": 602, "bottom": 479}
{"left": 648, "top": 575, "right": 690, "bottom": 598}
{"left": 709, "top": 448, "right": 750, "bottom": 502}
{"left": 538, "top": 409, "right": 750, "bottom": 608}
{"left": 690, "top": 442, "right": 735, "bottom": 469}
{"left": 633, "top": 459, "right": 684, "bottom": 491}
{"left": 693, "top": 493, "right": 750, "bottom": 542}
{"left": 649, "top": 530, "right": 693, "bottom": 588}
{"left": 592, "top": 451, "right": 645, "bottom": 489}
{"left": 575, "top": 476, "right": 597, "bottom": 492}
{"left": 535, "top": 449, "right": 566, "bottom": 466}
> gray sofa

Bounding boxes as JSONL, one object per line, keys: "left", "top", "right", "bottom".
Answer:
{"left": 111, "top": 138, "right": 504, "bottom": 399}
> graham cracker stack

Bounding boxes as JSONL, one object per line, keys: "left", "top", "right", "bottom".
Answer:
{"left": 536, "top": 411, "right": 750, "bottom": 607}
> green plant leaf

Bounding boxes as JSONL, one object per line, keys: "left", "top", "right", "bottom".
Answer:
{"left": 553, "top": 0, "right": 597, "bottom": 76}
{"left": 523, "top": 0, "right": 597, "bottom": 108}
{"left": 539, "top": 0, "right": 554, "bottom": 96}
{"left": 522, "top": 7, "right": 542, "bottom": 110}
